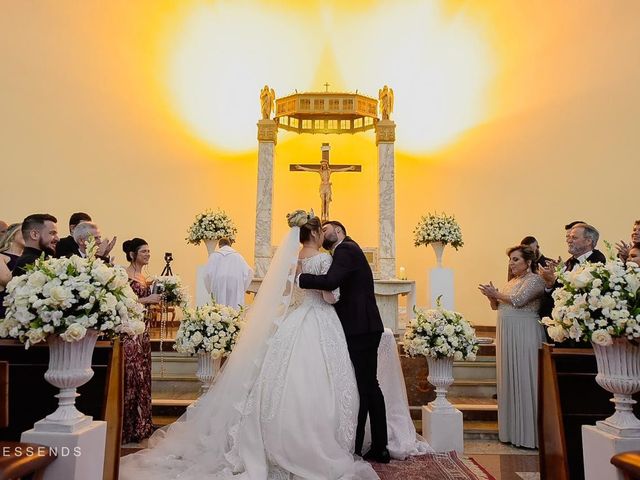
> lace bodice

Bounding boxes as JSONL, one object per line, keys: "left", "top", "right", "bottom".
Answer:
{"left": 498, "top": 272, "right": 545, "bottom": 313}
{"left": 290, "top": 253, "right": 339, "bottom": 309}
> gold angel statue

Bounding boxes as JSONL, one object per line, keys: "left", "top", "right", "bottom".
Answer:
{"left": 260, "top": 85, "right": 276, "bottom": 120}
{"left": 378, "top": 85, "right": 394, "bottom": 120}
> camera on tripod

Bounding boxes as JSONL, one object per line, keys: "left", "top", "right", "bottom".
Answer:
{"left": 161, "top": 252, "right": 174, "bottom": 276}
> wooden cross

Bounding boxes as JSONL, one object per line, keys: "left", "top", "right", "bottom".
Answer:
{"left": 290, "top": 143, "right": 361, "bottom": 221}
{"left": 324, "top": 82, "right": 330, "bottom": 92}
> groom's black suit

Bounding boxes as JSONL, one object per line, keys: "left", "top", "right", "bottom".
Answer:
{"left": 299, "top": 237, "right": 388, "bottom": 455}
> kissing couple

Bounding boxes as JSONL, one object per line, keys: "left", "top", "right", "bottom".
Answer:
{"left": 120, "top": 210, "right": 428, "bottom": 480}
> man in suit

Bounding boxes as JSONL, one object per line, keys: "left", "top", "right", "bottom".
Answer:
{"left": 12, "top": 214, "right": 59, "bottom": 276}
{"left": 71, "top": 221, "right": 116, "bottom": 264}
{"left": 298, "top": 220, "right": 390, "bottom": 463}
{"left": 539, "top": 223, "right": 607, "bottom": 324}
{"left": 55, "top": 212, "right": 92, "bottom": 258}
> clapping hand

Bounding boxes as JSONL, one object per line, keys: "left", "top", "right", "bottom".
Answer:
{"left": 539, "top": 257, "right": 560, "bottom": 288}
{"left": 478, "top": 281, "right": 499, "bottom": 299}
{"left": 616, "top": 240, "right": 631, "bottom": 261}
{"left": 97, "top": 236, "right": 117, "bottom": 258}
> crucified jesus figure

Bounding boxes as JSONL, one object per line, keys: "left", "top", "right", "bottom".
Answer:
{"left": 293, "top": 159, "right": 357, "bottom": 221}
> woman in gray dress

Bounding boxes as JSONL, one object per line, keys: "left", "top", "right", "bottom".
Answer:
{"left": 479, "top": 245, "right": 545, "bottom": 448}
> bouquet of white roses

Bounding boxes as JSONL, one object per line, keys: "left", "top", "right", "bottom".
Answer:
{"left": 186, "top": 209, "right": 237, "bottom": 245}
{"left": 541, "top": 260, "right": 640, "bottom": 346}
{"left": 413, "top": 212, "right": 464, "bottom": 250}
{"left": 152, "top": 275, "right": 189, "bottom": 307}
{"left": 174, "top": 303, "right": 243, "bottom": 358}
{"left": 0, "top": 248, "right": 146, "bottom": 348}
{"left": 403, "top": 301, "right": 478, "bottom": 360}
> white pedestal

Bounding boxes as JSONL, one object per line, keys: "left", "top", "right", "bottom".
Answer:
{"left": 582, "top": 425, "right": 640, "bottom": 480}
{"left": 21, "top": 420, "right": 107, "bottom": 480}
{"left": 429, "top": 267, "right": 454, "bottom": 310}
{"left": 421, "top": 404, "right": 463, "bottom": 454}
{"left": 196, "top": 264, "right": 208, "bottom": 306}
{"left": 373, "top": 280, "right": 416, "bottom": 333}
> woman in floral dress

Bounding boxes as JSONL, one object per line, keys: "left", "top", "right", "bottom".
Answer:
{"left": 121, "top": 238, "right": 162, "bottom": 444}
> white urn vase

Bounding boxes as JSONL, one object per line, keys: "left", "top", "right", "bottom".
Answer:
{"left": 196, "top": 351, "right": 222, "bottom": 396}
{"left": 427, "top": 356, "right": 455, "bottom": 413}
{"left": 431, "top": 242, "right": 445, "bottom": 268}
{"left": 592, "top": 337, "right": 640, "bottom": 438}
{"left": 204, "top": 239, "right": 218, "bottom": 256}
{"left": 35, "top": 328, "right": 99, "bottom": 432}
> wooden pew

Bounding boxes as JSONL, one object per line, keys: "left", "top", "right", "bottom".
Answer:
{"left": 538, "top": 343, "right": 640, "bottom": 480}
{"left": 0, "top": 441, "right": 57, "bottom": 480}
{"left": 612, "top": 451, "right": 640, "bottom": 480}
{"left": 0, "top": 338, "right": 123, "bottom": 480}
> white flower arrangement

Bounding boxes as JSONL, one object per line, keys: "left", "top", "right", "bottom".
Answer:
{"left": 403, "top": 300, "right": 478, "bottom": 360}
{"left": 174, "top": 303, "right": 243, "bottom": 358}
{"left": 541, "top": 260, "right": 640, "bottom": 346}
{"left": 186, "top": 209, "right": 237, "bottom": 245}
{"left": 0, "top": 243, "right": 146, "bottom": 348}
{"left": 151, "top": 275, "right": 189, "bottom": 307}
{"left": 413, "top": 212, "right": 464, "bottom": 250}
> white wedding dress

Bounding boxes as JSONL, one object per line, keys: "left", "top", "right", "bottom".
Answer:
{"left": 120, "top": 229, "right": 428, "bottom": 480}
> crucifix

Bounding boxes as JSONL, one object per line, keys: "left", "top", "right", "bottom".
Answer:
{"left": 290, "top": 143, "right": 362, "bottom": 221}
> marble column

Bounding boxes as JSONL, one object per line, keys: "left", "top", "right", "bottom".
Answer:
{"left": 375, "top": 119, "right": 396, "bottom": 280}
{"left": 254, "top": 119, "right": 277, "bottom": 278}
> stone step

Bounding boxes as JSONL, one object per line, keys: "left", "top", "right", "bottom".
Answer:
{"left": 462, "top": 420, "right": 499, "bottom": 440}
{"left": 449, "top": 379, "right": 496, "bottom": 398}
{"left": 151, "top": 397, "right": 194, "bottom": 420}
{"left": 450, "top": 396, "right": 497, "bottom": 422}
{"left": 452, "top": 360, "right": 497, "bottom": 381}
{"left": 151, "top": 352, "right": 197, "bottom": 376}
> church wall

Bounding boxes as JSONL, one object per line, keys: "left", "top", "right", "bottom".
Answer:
{"left": 1, "top": 1, "right": 638, "bottom": 326}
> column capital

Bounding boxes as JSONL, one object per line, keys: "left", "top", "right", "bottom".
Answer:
{"left": 375, "top": 119, "right": 396, "bottom": 145}
{"left": 257, "top": 119, "right": 278, "bottom": 144}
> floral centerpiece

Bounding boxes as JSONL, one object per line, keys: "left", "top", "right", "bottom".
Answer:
{"left": 541, "top": 260, "right": 640, "bottom": 345}
{"left": 404, "top": 300, "right": 478, "bottom": 412}
{"left": 152, "top": 275, "right": 189, "bottom": 308}
{"left": 413, "top": 212, "right": 464, "bottom": 250}
{"left": 0, "top": 248, "right": 146, "bottom": 348}
{"left": 0, "top": 241, "right": 146, "bottom": 428}
{"left": 174, "top": 303, "right": 243, "bottom": 358}
{"left": 541, "top": 259, "right": 640, "bottom": 435}
{"left": 186, "top": 209, "right": 237, "bottom": 246}
{"left": 404, "top": 301, "right": 478, "bottom": 361}
{"left": 175, "top": 303, "right": 244, "bottom": 395}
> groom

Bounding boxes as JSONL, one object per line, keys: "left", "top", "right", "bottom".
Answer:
{"left": 298, "top": 220, "right": 390, "bottom": 463}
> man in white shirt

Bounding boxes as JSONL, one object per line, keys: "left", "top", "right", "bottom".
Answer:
{"left": 203, "top": 238, "right": 253, "bottom": 308}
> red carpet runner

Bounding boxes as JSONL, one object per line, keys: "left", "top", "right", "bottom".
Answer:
{"left": 370, "top": 452, "right": 495, "bottom": 480}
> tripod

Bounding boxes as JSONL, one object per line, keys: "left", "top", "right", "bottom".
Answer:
{"left": 161, "top": 252, "right": 173, "bottom": 276}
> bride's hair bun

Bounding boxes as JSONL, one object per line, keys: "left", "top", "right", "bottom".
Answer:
{"left": 286, "top": 209, "right": 311, "bottom": 228}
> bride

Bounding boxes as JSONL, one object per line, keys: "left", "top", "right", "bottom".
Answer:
{"left": 120, "top": 211, "right": 426, "bottom": 479}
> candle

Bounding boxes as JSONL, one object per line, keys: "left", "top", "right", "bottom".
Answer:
{"left": 399, "top": 266, "right": 406, "bottom": 280}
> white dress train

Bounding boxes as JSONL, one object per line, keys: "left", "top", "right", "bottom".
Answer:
{"left": 120, "top": 251, "right": 428, "bottom": 479}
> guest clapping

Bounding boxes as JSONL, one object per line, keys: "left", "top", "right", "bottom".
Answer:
{"left": 71, "top": 222, "right": 116, "bottom": 263}
{"left": 616, "top": 220, "right": 640, "bottom": 262}
{"left": 479, "top": 245, "right": 545, "bottom": 448}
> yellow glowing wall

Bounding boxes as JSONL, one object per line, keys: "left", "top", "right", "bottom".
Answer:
{"left": 1, "top": 1, "right": 639, "bottom": 325}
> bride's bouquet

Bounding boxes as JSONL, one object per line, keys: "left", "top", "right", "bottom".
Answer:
{"left": 541, "top": 260, "right": 640, "bottom": 346}
{"left": 186, "top": 209, "right": 237, "bottom": 245}
{"left": 174, "top": 303, "right": 244, "bottom": 358}
{"left": 0, "top": 241, "right": 145, "bottom": 348}
{"left": 151, "top": 275, "right": 189, "bottom": 307}
{"left": 413, "top": 212, "right": 464, "bottom": 249}
{"left": 403, "top": 300, "right": 478, "bottom": 360}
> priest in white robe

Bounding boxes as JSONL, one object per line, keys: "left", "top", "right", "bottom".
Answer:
{"left": 203, "top": 238, "right": 254, "bottom": 308}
